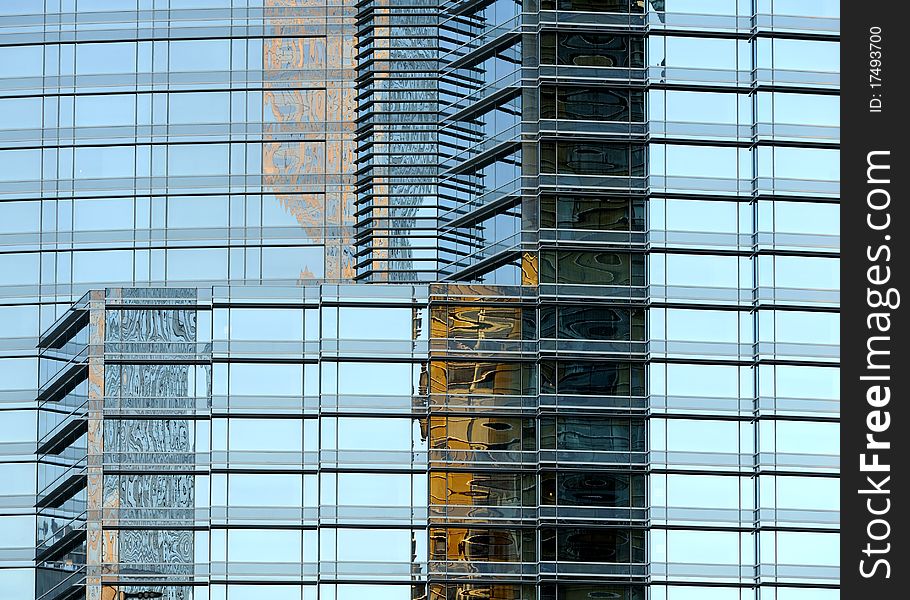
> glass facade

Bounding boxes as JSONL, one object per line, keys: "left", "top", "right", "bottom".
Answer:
{"left": 0, "top": 1, "right": 839, "bottom": 600}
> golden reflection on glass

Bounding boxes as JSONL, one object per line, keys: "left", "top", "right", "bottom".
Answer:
{"left": 429, "top": 583, "right": 534, "bottom": 600}
{"left": 429, "top": 361, "right": 534, "bottom": 396}
{"left": 262, "top": 0, "right": 357, "bottom": 281}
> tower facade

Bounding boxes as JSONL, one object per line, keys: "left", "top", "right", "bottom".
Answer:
{"left": 0, "top": 1, "right": 839, "bottom": 600}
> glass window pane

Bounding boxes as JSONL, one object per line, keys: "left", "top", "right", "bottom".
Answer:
{"left": 0, "top": 46, "right": 43, "bottom": 78}
{"left": 76, "top": 42, "right": 136, "bottom": 75}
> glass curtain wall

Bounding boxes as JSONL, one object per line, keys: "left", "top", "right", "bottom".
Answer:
{"left": 645, "top": 1, "right": 839, "bottom": 600}
{"left": 0, "top": 1, "right": 358, "bottom": 596}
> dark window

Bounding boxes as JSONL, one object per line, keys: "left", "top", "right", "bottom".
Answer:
{"left": 540, "top": 527, "right": 646, "bottom": 563}
{"left": 430, "top": 416, "right": 536, "bottom": 451}
{"left": 540, "top": 416, "right": 646, "bottom": 451}
{"left": 539, "top": 250, "right": 645, "bottom": 286}
{"left": 541, "top": 32, "right": 644, "bottom": 68}
{"left": 540, "top": 86, "right": 644, "bottom": 122}
{"left": 540, "top": 471, "right": 646, "bottom": 507}
{"left": 540, "top": 142, "right": 646, "bottom": 176}
{"left": 430, "top": 527, "right": 535, "bottom": 562}
{"left": 540, "top": 361, "right": 645, "bottom": 396}
{"left": 540, "top": 305, "right": 646, "bottom": 341}
{"left": 541, "top": 0, "right": 645, "bottom": 12}
{"left": 431, "top": 584, "right": 536, "bottom": 600}
{"left": 432, "top": 471, "right": 536, "bottom": 507}
{"left": 540, "top": 584, "right": 646, "bottom": 600}
{"left": 540, "top": 196, "right": 645, "bottom": 231}
{"left": 434, "top": 361, "right": 537, "bottom": 395}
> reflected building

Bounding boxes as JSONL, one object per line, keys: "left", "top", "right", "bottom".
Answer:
{"left": 0, "top": 1, "right": 838, "bottom": 600}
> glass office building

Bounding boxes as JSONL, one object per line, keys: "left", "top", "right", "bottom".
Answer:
{"left": 0, "top": 1, "right": 839, "bottom": 600}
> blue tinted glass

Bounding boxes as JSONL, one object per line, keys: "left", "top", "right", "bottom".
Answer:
{"left": 0, "top": 98, "right": 42, "bottom": 130}
{"left": 0, "top": 46, "right": 43, "bottom": 78}
{"left": 168, "top": 39, "right": 231, "bottom": 72}
{"left": 75, "top": 42, "right": 136, "bottom": 75}
{"left": 75, "top": 94, "right": 136, "bottom": 127}
{"left": 74, "top": 146, "right": 135, "bottom": 179}
{"left": 0, "top": 149, "right": 41, "bottom": 181}
{"left": 169, "top": 91, "right": 231, "bottom": 124}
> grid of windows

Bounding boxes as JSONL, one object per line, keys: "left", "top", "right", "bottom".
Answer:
{"left": 0, "top": 1, "right": 840, "bottom": 600}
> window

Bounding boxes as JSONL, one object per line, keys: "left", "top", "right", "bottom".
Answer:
{"left": 73, "top": 198, "right": 134, "bottom": 231}
{"left": 540, "top": 360, "right": 645, "bottom": 395}
{"left": 662, "top": 0, "right": 737, "bottom": 14}
{"left": 541, "top": 527, "right": 645, "bottom": 563}
{"left": 540, "top": 86, "right": 644, "bottom": 122}
{"left": 659, "top": 363, "right": 741, "bottom": 398}
{"left": 767, "top": 39, "right": 838, "bottom": 72}
{"left": 0, "top": 201, "right": 40, "bottom": 234}
{"left": 0, "top": 45, "right": 43, "bottom": 78}
{"left": 540, "top": 0, "right": 644, "bottom": 12}
{"left": 228, "top": 308, "right": 304, "bottom": 341}
{"left": 165, "top": 248, "right": 229, "bottom": 281}
{"left": 430, "top": 416, "right": 535, "bottom": 451}
{"left": 228, "top": 363, "right": 302, "bottom": 396}
{"left": 762, "top": 475, "right": 838, "bottom": 510}
{"left": 664, "top": 254, "right": 739, "bottom": 288}
{"left": 432, "top": 361, "right": 536, "bottom": 395}
{"left": 336, "top": 362, "right": 413, "bottom": 395}
{"left": 660, "top": 36, "right": 737, "bottom": 70}
{"left": 74, "top": 146, "right": 135, "bottom": 179}
{"left": 657, "top": 144, "right": 738, "bottom": 179}
{"left": 772, "top": 256, "right": 838, "bottom": 290}
{"left": 664, "top": 419, "right": 739, "bottom": 454}
{"left": 540, "top": 305, "right": 645, "bottom": 341}
{"left": 166, "top": 196, "right": 229, "bottom": 229}
{"left": 432, "top": 471, "right": 534, "bottom": 507}
{"left": 662, "top": 198, "right": 738, "bottom": 233}
{"left": 540, "top": 196, "right": 645, "bottom": 231}
{"left": 541, "top": 416, "right": 645, "bottom": 451}
{"left": 0, "top": 97, "right": 42, "bottom": 130}
{"left": 72, "top": 250, "right": 133, "bottom": 284}
{"left": 168, "top": 91, "right": 231, "bottom": 124}
{"left": 226, "top": 586, "right": 302, "bottom": 600}
{"left": 0, "top": 305, "right": 38, "bottom": 338}
{"left": 168, "top": 39, "right": 232, "bottom": 72}
{"left": 75, "top": 42, "right": 136, "bottom": 75}
{"left": 431, "top": 527, "right": 533, "bottom": 562}
{"left": 261, "top": 246, "right": 325, "bottom": 280}
{"left": 775, "top": 531, "right": 839, "bottom": 566}
{"left": 760, "top": 92, "right": 838, "bottom": 126}
{"left": 333, "top": 529, "right": 413, "bottom": 562}
{"left": 765, "top": 147, "right": 839, "bottom": 181}
{"left": 763, "top": 310, "right": 838, "bottom": 345}
{"left": 228, "top": 474, "right": 303, "bottom": 507}
{"left": 335, "top": 473, "right": 416, "bottom": 507}
{"left": 228, "top": 529, "right": 302, "bottom": 563}
{"left": 75, "top": 94, "right": 136, "bottom": 127}
{"left": 665, "top": 530, "right": 742, "bottom": 565}
{"left": 167, "top": 143, "right": 229, "bottom": 176}
{"left": 541, "top": 471, "right": 645, "bottom": 507}
{"left": 540, "top": 250, "right": 646, "bottom": 286}
{"left": 228, "top": 418, "right": 303, "bottom": 452}
{"left": 0, "top": 149, "right": 41, "bottom": 181}
{"left": 330, "top": 417, "right": 417, "bottom": 452}
{"left": 767, "top": 200, "right": 838, "bottom": 235}
{"left": 333, "top": 586, "right": 414, "bottom": 600}
{"left": 432, "top": 305, "right": 534, "bottom": 340}
{"left": 541, "top": 585, "right": 644, "bottom": 600}
{"left": 664, "top": 474, "right": 740, "bottom": 509}
{"left": 541, "top": 142, "right": 646, "bottom": 176}
{"left": 762, "top": 364, "right": 838, "bottom": 400}
{"left": 0, "top": 410, "right": 36, "bottom": 443}
{"left": 659, "top": 90, "right": 739, "bottom": 124}
{"left": 541, "top": 32, "right": 644, "bottom": 68}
